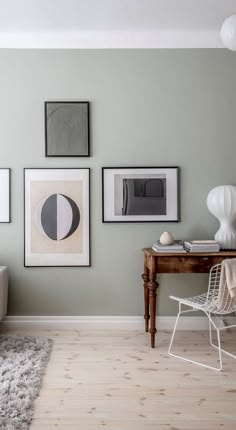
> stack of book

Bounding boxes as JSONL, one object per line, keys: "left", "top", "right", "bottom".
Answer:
{"left": 152, "top": 240, "right": 186, "bottom": 253}
{"left": 184, "top": 240, "right": 220, "bottom": 253}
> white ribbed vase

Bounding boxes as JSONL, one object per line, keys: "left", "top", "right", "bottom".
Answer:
{"left": 207, "top": 185, "right": 236, "bottom": 249}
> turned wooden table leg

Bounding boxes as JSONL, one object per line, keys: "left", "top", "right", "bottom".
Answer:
{"left": 142, "top": 254, "right": 150, "bottom": 332}
{"left": 147, "top": 256, "right": 158, "bottom": 348}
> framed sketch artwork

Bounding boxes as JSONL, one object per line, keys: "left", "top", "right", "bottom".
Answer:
{"left": 24, "top": 168, "right": 90, "bottom": 267}
{"left": 0, "top": 168, "right": 11, "bottom": 223}
{"left": 102, "top": 167, "right": 180, "bottom": 222}
{"left": 45, "top": 101, "right": 90, "bottom": 157}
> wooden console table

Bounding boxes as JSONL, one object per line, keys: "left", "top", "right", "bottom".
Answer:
{"left": 142, "top": 248, "right": 236, "bottom": 348}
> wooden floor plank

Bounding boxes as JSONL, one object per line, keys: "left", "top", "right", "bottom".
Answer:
{"left": 1, "top": 328, "right": 236, "bottom": 429}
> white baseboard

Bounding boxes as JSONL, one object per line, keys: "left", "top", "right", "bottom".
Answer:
{"left": 2, "top": 315, "right": 236, "bottom": 330}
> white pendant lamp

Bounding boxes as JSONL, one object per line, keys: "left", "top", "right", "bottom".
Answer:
{"left": 221, "top": 14, "right": 236, "bottom": 50}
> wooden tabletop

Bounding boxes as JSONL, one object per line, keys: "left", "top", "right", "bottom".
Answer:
{"left": 143, "top": 248, "right": 236, "bottom": 257}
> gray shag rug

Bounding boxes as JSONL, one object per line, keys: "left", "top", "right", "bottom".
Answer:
{"left": 0, "top": 335, "right": 53, "bottom": 430}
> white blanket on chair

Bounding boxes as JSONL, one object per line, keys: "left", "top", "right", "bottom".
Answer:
{"left": 222, "top": 258, "right": 236, "bottom": 298}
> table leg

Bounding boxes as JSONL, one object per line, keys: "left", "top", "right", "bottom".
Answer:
{"left": 142, "top": 254, "right": 150, "bottom": 332}
{"left": 147, "top": 257, "right": 158, "bottom": 348}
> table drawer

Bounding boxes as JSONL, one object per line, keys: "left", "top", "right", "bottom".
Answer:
{"left": 156, "top": 256, "right": 225, "bottom": 273}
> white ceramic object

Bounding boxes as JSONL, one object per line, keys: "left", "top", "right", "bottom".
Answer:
{"left": 207, "top": 185, "right": 236, "bottom": 249}
{"left": 159, "top": 231, "right": 174, "bottom": 246}
{"left": 221, "top": 15, "right": 236, "bottom": 51}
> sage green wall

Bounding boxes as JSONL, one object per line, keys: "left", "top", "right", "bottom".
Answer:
{"left": 0, "top": 49, "right": 236, "bottom": 316}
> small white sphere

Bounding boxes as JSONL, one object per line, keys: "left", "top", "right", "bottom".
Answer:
{"left": 159, "top": 231, "right": 174, "bottom": 246}
{"left": 221, "top": 15, "right": 236, "bottom": 51}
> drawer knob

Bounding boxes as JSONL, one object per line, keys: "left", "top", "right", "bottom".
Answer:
{"left": 202, "top": 257, "right": 209, "bottom": 260}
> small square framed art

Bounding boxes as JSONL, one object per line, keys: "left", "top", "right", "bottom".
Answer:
{"left": 24, "top": 168, "right": 90, "bottom": 267}
{"left": 102, "top": 167, "right": 180, "bottom": 223}
{"left": 0, "top": 168, "right": 11, "bottom": 223}
{"left": 45, "top": 101, "right": 90, "bottom": 157}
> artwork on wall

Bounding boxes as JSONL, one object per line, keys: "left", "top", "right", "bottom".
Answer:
{"left": 102, "top": 167, "right": 180, "bottom": 223}
{"left": 45, "top": 101, "right": 90, "bottom": 157}
{"left": 0, "top": 168, "right": 11, "bottom": 223}
{"left": 24, "top": 168, "right": 90, "bottom": 267}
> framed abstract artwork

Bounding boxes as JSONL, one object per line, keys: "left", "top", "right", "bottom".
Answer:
{"left": 45, "top": 101, "right": 90, "bottom": 157}
{"left": 24, "top": 168, "right": 90, "bottom": 267}
{"left": 102, "top": 167, "right": 180, "bottom": 223}
{"left": 0, "top": 168, "right": 11, "bottom": 223}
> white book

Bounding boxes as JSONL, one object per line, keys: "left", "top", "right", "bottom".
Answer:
{"left": 153, "top": 240, "right": 184, "bottom": 250}
{"left": 185, "top": 245, "right": 219, "bottom": 249}
{"left": 184, "top": 240, "right": 219, "bottom": 247}
{"left": 184, "top": 246, "right": 220, "bottom": 253}
{"left": 190, "top": 240, "right": 218, "bottom": 244}
{"left": 152, "top": 245, "right": 187, "bottom": 253}
{"left": 184, "top": 241, "right": 219, "bottom": 249}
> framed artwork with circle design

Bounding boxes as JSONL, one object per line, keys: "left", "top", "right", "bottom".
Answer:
{"left": 24, "top": 168, "right": 90, "bottom": 267}
{"left": 45, "top": 101, "right": 90, "bottom": 157}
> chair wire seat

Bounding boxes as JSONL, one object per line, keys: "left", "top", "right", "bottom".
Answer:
{"left": 168, "top": 263, "right": 236, "bottom": 371}
{"left": 170, "top": 291, "right": 236, "bottom": 314}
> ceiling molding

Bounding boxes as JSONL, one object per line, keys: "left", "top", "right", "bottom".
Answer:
{"left": 0, "top": 30, "right": 224, "bottom": 49}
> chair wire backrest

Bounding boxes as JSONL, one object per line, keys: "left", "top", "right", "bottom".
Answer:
{"left": 207, "top": 263, "right": 236, "bottom": 314}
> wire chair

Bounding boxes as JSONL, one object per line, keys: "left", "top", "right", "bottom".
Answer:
{"left": 168, "top": 263, "right": 236, "bottom": 371}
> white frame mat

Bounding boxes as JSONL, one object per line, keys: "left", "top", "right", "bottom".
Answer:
{"left": 0, "top": 168, "right": 11, "bottom": 223}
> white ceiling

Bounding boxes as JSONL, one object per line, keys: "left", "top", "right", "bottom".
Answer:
{"left": 0, "top": 0, "right": 236, "bottom": 48}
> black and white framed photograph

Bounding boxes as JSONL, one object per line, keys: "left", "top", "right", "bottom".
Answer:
{"left": 0, "top": 168, "right": 11, "bottom": 223}
{"left": 45, "top": 101, "right": 90, "bottom": 157}
{"left": 24, "top": 168, "right": 90, "bottom": 267}
{"left": 102, "top": 167, "right": 180, "bottom": 223}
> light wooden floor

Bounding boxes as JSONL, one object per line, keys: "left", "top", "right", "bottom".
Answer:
{"left": 2, "top": 328, "right": 236, "bottom": 430}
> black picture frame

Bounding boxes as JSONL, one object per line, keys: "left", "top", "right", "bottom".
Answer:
{"left": 45, "top": 101, "right": 90, "bottom": 157}
{"left": 24, "top": 168, "right": 91, "bottom": 267}
{"left": 102, "top": 166, "right": 180, "bottom": 223}
{"left": 0, "top": 168, "right": 11, "bottom": 223}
